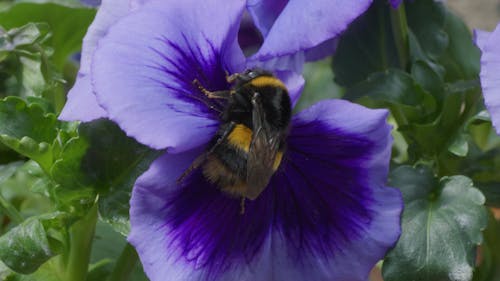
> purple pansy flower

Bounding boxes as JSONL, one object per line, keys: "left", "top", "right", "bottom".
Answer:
{"left": 476, "top": 26, "right": 500, "bottom": 134}
{"left": 60, "top": 0, "right": 402, "bottom": 280}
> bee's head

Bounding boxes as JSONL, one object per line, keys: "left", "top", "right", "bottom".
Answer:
{"left": 233, "top": 68, "right": 274, "bottom": 85}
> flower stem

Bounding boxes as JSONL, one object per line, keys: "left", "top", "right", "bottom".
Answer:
{"left": 63, "top": 204, "right": 98, "bottom": 281}
{"left": 107, "top": 243, "right": 139, "bottom": 281}
{"left": 390, "top": 2, "right": 409, "bottom": 69}
{"left": 0, "top": 193, "right": 23, "bottom": 225}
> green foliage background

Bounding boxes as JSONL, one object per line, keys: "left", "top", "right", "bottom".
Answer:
{"left": 0, "top": 0, "right": 499, "bottom": 280}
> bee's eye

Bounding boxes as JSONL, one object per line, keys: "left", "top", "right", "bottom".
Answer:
{"left": 246, "top": 71, "right": 256, "bottom": 78}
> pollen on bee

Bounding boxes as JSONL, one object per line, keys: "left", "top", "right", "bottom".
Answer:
{"left": 227, "top": 124, "right": 253, "bottom": 152}
{"left": 248, "top": 76, "right": 287, "bottom": 90}
{"left": 273, "top": 152, "right": 283, "bottom": 171}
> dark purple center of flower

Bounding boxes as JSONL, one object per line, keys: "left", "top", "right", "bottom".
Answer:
{"left": 162, "top": 121, "right": 375, "bottom": 279}
{"left": 147, "top": 34, "right": 231, "bottom": 118}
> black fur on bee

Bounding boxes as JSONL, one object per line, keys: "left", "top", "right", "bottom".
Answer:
{"left": 178, "top": 69, "right": 292, "bottom": 203}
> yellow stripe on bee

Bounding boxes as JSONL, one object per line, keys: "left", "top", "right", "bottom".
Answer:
{"left": 248, "top": 76, "right": 287, "bottom": 90}
{"left": 228, "top": 124, "right": 284, "bottom": 170}
{"left": 228, "top": 124, "right": 252, "bottom": 152}
{"left": 273, "top": 151, "right": 283, "bottom": 171}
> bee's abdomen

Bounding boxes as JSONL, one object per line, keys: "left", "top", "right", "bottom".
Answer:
{"left": 203, "top": 155, "right": 247, "bottom": 197}
{"left": 202, "top": 145, "right": 248, "bottom": 197}
{"left": 201, "top": 124, "right": 250, "bottom": 196}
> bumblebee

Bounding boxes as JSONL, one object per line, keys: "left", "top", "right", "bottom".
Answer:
{"left": 178, "top": 69, "right": 292, "bottom": 204}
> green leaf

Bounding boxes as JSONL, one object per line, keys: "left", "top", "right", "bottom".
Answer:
{"left": 0, "top": 97, "right": 58, "bottom": 169}
{"left": 0, "top": 161, "right": 53, "bottom": 225}
{"left": 15, "top": 0, "right": 84, "bottom": 7}
{"left": 0, "top": 161, "right": 22, "bottom": 184}
{"left": 345, "top": 69, "right": 436, "bottom": 122}
{"left": 406, "top": 0, "right": 448, "bottom": 61}
{"left": 383, "top": 166, "right": 488, "bottom": 281}
{"left": 0, "top": 213, "right": 67, "bottom": 274}
{"left": 78, "top": 120, "right": 161, "bottom": 235}
{"left": 449, "top": 133, "right": 468, "bottom": 157}
{"left": 460, "top": 144, "right": 500, "bottom": 207}
{"left": 49, "top": 119, "right": 160, "bottom": 234}
{"left": 0, "top": 23, "right": 49, "bottom": 51}
{"left": 332, "top": 0, "right": 399, "bottom": 87}
{"left": 50, "top": 135, "right": 90, "bottom": 190}
{"left": 473, "top": 213, "right": 500, "bottom": 281}
{"left": 333, "top": 0, "right": 449, "bottom": 88}
{"left": 0, "top": 2, "right": 96, "bottom": 68}
{"left": 0, "top": 260, "right": 14, "bottom": 280}
{"left": 410, "top": 60, "right": 444, "bottom": 99}
{"left": 89, "top": 221, "right": 148, "bottom": 281}
{"left": 0, "top": 23, "right": 55, "bottom": 98}
{"left": 438, "top": 10, "right": 480, "bottom": 82}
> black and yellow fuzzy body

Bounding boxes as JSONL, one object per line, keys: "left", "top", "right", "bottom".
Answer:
{"left": 202, "top": 69, "right": 292, "bottom": 200}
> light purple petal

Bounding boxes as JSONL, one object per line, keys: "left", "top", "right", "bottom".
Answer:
{"left": 480, "top": 23, "right": 500, "bottom": 134}
{"left": 474, "top": 29, "right": 491, "bottom": 51}
{"left": 59, "top": 75, "right": 106, "bottom": 121}
{"left": 249, "top": 0, "right": 372, "bottom": 70}
{"left": 275, "top": 71, "right": 304, "bottom": 106}
{"left": 246, "top": 0, "right": 288, "bottom": 38}
{"left": 92, "top": 0, "right": 246, "bottom": 152}
{"left": 129, "top": 99, "right": 401, "bottom": 281}
{"left": 59, "top": 0, "right": 131, "bottom": 121}
{"left": 129, "top": 0, "right": 148, "bottom": 10}
{"left": 128, "top": 148, "right": 209, "bottom": 281}
{"left": 304, "top": 38, "right": 338, "bottom": 61}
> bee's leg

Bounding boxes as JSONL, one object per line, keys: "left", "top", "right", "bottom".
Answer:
{"left": 226, "top": 71, "right": 240, "bottom": 83}
{"left": 176, "top": 153, "right": 207, "bottom": 185}
{"left": 177, "top": 121, "right": 236, "bottom": 184}
{"left": 192, "top": 79, "right": 231, "bottom": 99}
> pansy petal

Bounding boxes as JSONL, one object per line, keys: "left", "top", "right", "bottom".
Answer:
{"left": 267, "top": 99, "right": 402, "bottom": 280}
{"left": 129, "top": 148, "right": 276, "bottom": 281}
{"left": 92, "top": 0, "right": 246, "bottom": 152}
{"left": 59, "top": 75, "right": 106, "bottom": 121}
{"left": 130, "top": 99, "right": 401, "bottom": 281}
{"left": 474, "top": 29, "right": 491, "bottom": 52}
{"left": 275, "top": 71, "right": 304, "bottom": 106}
{"left": 304, "top": 38, "right": 338, "bottom": 61}
{"left": 129, "top": 0, "right": 148, "bottom": 10}
{"left": 251, "top": 0, "right": 372, "bottom": 69}
{"left": 246, "top": 0, "right": 288, "bottom": 38}
{"left": 128, "top": 148, "right": 207, "bottom": 281}
{"left": 480, "top": 23, "right": 500, "bottom": 134}
{"left": 59, "top": 0, "right": 131, "bottom": 121}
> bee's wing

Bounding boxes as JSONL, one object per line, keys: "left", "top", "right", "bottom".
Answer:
{"left": 245, "top": 93, "right": 281, "bottom": 200}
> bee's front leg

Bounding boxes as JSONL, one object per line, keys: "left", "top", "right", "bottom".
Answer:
{"left": 192, "top": 79, "right": 231, "bottom": 99}
{"left": 176, "top": 121, "right": 236, "bottom": 184}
